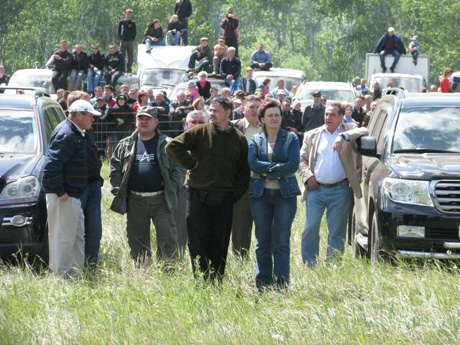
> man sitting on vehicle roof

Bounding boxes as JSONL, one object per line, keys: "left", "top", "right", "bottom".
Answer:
{"left": 374, "top": 26, "right": 406, "bottom": 73}
{"left": 187, "top": 37, "right": 213, "bottom": 73}
{"left": 250, "top": 43, "right": 273, "bottom": 71}
{"left": 220, "top": 47, "right": 241, "bottom": 95}
{"left": 145, "top": 19, "right": 165, "bottom": 53}
{"left": 212, "top": 37, "right": 228, "bottom": 76}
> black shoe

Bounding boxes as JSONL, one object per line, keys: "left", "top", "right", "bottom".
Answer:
{"left": 414, "top": 60, "right": 417, "bottom": 66}
{"left": 390, "top": 67, "right": 395, "bottom": 73}
{"left": 383, "top": 67, "right": 387, "bottom": 73}
{"left": 146, "top": 49, "right": 151, "bottom": 53}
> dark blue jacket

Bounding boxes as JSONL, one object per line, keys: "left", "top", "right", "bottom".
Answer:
{"left": 248, "top": 129, "right": 301, "bottom": 198}
{"left": 43, "top": 119, "right": 88, "bottom": 198}
{"left": 241, "top": 77, "right": 257, "bottom": 94}
{"left": 374, "top": 34, "right": 407, "bottom": 55}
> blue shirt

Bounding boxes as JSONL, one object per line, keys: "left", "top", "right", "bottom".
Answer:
{"left": 250, "top": 50, "right": 272, "bottom": 64}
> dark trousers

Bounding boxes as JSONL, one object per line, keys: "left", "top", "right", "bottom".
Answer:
{"left": 379, "top": 49, "right": 401, "bottom": 69}
{"left": 225, "top": 37, "right": 239, "bottom": 57}
{"left": 188, "top": 52, "right": 211, "bottom": 72}
{"left": 104, "top": 71, "right": 123, "bottom": 86}
{"left": 79, "top": 181, "right": 102, "bottom": 269}
{"left": 120, "top": 40, "right": 134, "bottom": 73}
{"left": 52, "top": 70, "right": 69, "bottom": 91}
{"left": 179, "top": 17, "right": 188, "bottom": 45}
{"left": 231, "top": 191, "right": 253, "bottom": 257}
{"left": 187, "top": 188, "right": 234, "bottom": 281}
{"left": 174, "top": 185, "right": 189, "bottom": 256}
{"left": 250, "top": 62, "right": 273, "bottom": 71}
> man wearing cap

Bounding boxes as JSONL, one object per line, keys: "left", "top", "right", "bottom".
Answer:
{"left": 250, "top": 44, "right": 273, "bottom": 71}
{"left": 145, "top": 19, "right": 165, "bottom": 53}
{"left": 166, "top": 97, "right": 250, "bottom": 281}
{"left": 110, "top": 106, "right": 186, "bottom": 264}
{"left": 301, "top": 90, "right": 326, "bottom": 133}
{"left": 43, "top": 100, "right": 101, "bottom": 278}
{"left": 374, "top": 27, "right": 406, "bottom": 73}
{"left": 118, "top": 9, "right": 137, "bottom": 74}
{"left": 187, "top": 37, "right": 213, "bottom": 73}
{"left": 212, "top": 37, "right": 228, "bottom": 76}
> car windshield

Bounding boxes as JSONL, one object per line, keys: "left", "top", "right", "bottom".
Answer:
{"left": 9, "top": 74, "right": 49, "bottom": 88}
{"left": 374, "top": 77, "right": 422, "bottom": 93}
{"left": 297, "top": 88, "right": 354, "bottom": 103}
{"left": 0, "top": 111, "right": 39, "bottom": 154}
{"left": 393, "top": 107, "right": 460, "bottom": 153}
{"left": 142, "top": 69, "right": 186, "bottom": 87}
{"left": 253, "top": 76, "right": 301, "bottom": 92}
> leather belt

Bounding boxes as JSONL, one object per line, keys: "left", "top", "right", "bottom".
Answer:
{"left": 130, "top": 190, "right": 164, "bottom": 197}
{"left": 317, "top": 179, "right": 347, "bottom": 188}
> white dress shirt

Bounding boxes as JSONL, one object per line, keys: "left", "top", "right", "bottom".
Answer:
{"left": 313, "top": 126, "right": 346, "bottom": 184}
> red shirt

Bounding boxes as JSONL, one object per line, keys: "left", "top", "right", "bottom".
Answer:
{"left": 440, "top": 77, "right": 450, "bottom": 93}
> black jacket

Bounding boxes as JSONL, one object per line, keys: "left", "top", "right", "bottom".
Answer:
{"left": 105, "top": 51, "right": 125, "bottom": 72}
{"left": 52, "top": 49, "right": 72, "bottom": 72}
{"left": 118, "top": 19, "right": 137, "bottom": 41}
{"left": 220, "top": 57, "right": 241, "bottom": 78}
{"left": 145, "top": 24, "right": 165, "bottom": 41}
{"left": 167, "top": 20, "right": 183, "bottom": 32}
{"left": 301, "top": 104, "right": 325, "bottom": 132}
{"left": 241, "top": 78, "right": 257, "bottom": 94}
{"left": 71, "top": 51, "right": 88, "bottom": 71}
{"left": 174, "top": 0, "right": 193, "bottom": 18}
{"left": 197, "top": 81, "right": 211, "bottom": 99}
{"left": 88, "top": 51, "right": 105, "bottom": 71}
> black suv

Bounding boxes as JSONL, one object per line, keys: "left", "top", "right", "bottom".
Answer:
{"left": 351, "top": 90, "right": 460, "bottom": 262}
{"left": 0, "top": 87, "right": 66, "bottom": 261}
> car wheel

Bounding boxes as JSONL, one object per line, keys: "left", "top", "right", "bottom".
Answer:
{"left": 369, "top": 212, "right": 386, "bottom": 264}
{"left": 351, "top": 213, "right": 365, "bottom": 258}
{"left": 36, "top": 229, "right": 49, "bottom": 266}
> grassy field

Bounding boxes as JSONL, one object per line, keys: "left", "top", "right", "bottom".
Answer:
{"left": 1, "top": 163, "right": 459, "bottom": 344}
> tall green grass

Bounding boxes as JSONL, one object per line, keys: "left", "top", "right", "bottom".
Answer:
{"left": 0, "top": 163, "right": 459, "bottom": 344}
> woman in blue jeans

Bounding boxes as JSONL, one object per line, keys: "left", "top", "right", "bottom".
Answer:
{"left": 248, "top": 100, "right": 300, "bottom": 290}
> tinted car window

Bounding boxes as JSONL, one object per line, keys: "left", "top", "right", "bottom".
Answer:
{"left": 43, "top": 106, "right": 62, "bottom": 142}
{"left": 0, "top": 110, "right": 38, "bottom": 153}
{"left": 393, "top": 107, "right": 460, "bottom": 153}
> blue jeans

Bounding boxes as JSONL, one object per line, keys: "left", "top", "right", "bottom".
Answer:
{"left": 250, "top": 189, "right": 297, "bottom": 288}
{"left": 79, "top": 181, "right": 102, "bottom": 268}
{"left": 225, "top": 77, "right": 241, "bottom": 95}
{"left": 167, "top": 30, "right": 181, "bottom": 46}
{"left": 379, "top": 49, "right": 401, "bottom": 69}
{"left": 87, "top": 70, "right": 103, "bottom": 93}
{"left": 70, "top": 69, "right": 85, "bottom": 90}
{"left": 146, "top": 38, "right": 166, "bottom": 51}
{"left": 301, "top": 180, "right": 350, "bottom": 265}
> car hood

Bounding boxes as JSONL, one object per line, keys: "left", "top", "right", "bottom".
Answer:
{"left": 387, "top": 154, "right": 460, "bottom": 179}
{"left": 0, "top": 153, "right": 41, "bottom": 181}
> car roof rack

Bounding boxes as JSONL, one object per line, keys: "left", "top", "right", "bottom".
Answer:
{"left": 0, "top": 86, "right": 51, "bottom": 98}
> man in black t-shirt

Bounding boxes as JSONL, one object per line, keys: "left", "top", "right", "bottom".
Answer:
{"left": 50, "top": 40, "right": 72, "bottom": 91}
{"left": 118, "top": 9, "right": 136, "bottom": 74}
{"left": 110, "top": 106, "right": 186, "bottom": 264}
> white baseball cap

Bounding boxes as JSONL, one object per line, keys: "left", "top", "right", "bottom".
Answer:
{"left": 68, "top": 99, "right": 101, "bottom": 116}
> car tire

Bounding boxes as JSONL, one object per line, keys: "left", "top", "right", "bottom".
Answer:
{"left": 351, "top": 213, "right": 365, "bottom": 258}
{"left": 369, "top": 212, "right": 387, "bottom": 264}
{"left": 36, "top": 229, "right": 49, "bottom": 266}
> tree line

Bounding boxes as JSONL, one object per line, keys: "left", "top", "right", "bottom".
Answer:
{"left": 1, "top": 0, "right": 458, "bottom": 84}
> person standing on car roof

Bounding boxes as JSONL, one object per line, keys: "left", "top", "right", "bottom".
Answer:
{"left": 220, "top": 6, "right": 239, "bottom": 56}
{"left": 174, "top": 0, "right": 192, "bottom": 45}
{"left": 43, "top": 100, "right": 101, "bottom": 279}
{"left": 51, "top": 40, "right": 72, "bottom": 91}
{"left": 118, "top": 9, "right": 136, "bottom": 74}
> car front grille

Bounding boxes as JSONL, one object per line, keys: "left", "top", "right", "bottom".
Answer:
{"left": 425, "top": 228, "right": 459, "bottom": 240}
{"left": 433, "top": 180, "right": 460, "bottom": 214}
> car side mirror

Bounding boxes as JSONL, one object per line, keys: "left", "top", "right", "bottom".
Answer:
{"left": 357, "top": 136, "right": 378, "bottom": 157}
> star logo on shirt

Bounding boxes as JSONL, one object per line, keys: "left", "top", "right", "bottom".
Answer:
{"left": 137, "top": 152, "right": 155, "bottom": 162}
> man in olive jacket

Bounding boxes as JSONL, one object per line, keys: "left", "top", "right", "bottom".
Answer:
{"left": 110, "top": 106, "right": 186, "bottom": 263}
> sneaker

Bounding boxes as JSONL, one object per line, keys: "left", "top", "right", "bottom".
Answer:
{"left": 414, "top": 60, "right": 417, "bottom": 66}
{"left": 146, "top": 49, "right": 152, "bottom": 53}
{"left": 382, "top": 67, "right": 387, "bottom": 73}
{"left": 390, "top": 67, "right": 395, "bottom": 73}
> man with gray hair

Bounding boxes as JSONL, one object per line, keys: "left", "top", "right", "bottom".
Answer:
{"left": 170, "top": 91, "right": 193, "bottom": 136}
{"left": 220, "top": 47, "right": 241, "bottom": 95}
{"left": 43, "top": 100, "right": 101, "bottom": 278}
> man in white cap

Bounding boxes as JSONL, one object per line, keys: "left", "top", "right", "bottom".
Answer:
{"left": 374, "top": 26, "right": 407, "bottom": 73}
{"left": 43, "top": 100, "right": 101, "bottom": 279}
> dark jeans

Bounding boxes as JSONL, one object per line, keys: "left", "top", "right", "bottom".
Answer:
{"left": 179, "top": 17, "right": 188, "bottom": 45}
{"left": 188, "top": 53, "right": 211, "bottom": 72}
{"left": 126, "top": 193, "right": 178, "bottom": 261}
{"left": 104, "top": 71, "right": 123, "bottom": 86}
{"left": 231, "top": 191, "right": 253, "bottom": 257}
{"left": 52, "top": 70, "right": 69, "bottom": 91}
{"left": 379, "top": 49, "right": 401, "bottom": 69}
{"left": 250, "top": 189, "right": 297, "bottom": 289}
{"left": 225, "top": 37, "right": 239, "bottom": 57}
{"left": 250, "top": 62, "right": 273, "bottom": 71}
{"left": 187, "top": 188, "right": 234, "bottom": 281}
{"left": 120, "top": 40, "right": 134, "bottom": 73}
{"left": 173, "top": 185, "right": 189, "bottom": 256}
{"left": 79, "top": 181, "right": 102, "bottom": 268}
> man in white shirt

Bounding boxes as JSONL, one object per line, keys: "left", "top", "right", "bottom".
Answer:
{"left": 298, "top": 102, "right": 368, "bottom": 265}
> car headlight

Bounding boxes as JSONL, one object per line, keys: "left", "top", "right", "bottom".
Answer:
{"left": 383, "top": 177, "right": 433, "bottom": 207}
{"left": 0, "top": 176, "right": 41, "bottom": 205}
